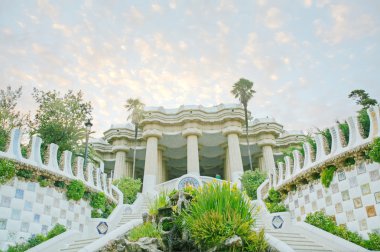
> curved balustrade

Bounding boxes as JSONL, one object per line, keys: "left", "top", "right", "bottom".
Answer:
{"left": 272, "top": 106, "right": 380, "bottom": 189}
{"left": 0, "top": 128, "right": 117, "bottom": 202}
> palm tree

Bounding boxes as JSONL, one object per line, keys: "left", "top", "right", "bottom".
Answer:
{"left": 231, "top": 78, "right": 256, "bottom": 171}
{"left": 125, "top": 98, "right": 145, "bottom": 179}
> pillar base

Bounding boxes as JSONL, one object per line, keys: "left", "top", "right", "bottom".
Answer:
{"left": 231, "top": 171, "right": 243, "bottom": 189}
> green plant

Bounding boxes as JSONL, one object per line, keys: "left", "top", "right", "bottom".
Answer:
{"left": 54, "top": 180, "right": 66, "bottom": 188}
{"left": 102, "top": 202, "right": 116, "bottom": 218}
{"left": 305, "top": 135, "right": 317, "bottom": 155}
{"left": 128, "top": 222, "right": 161, "bottom": 242}
{"left": 112, "top": 177, "right": 142, "bottom": 204}
{"left": 0, "top": 159, "right": 16, "bottom": 184}
{"left": 339, "top": 122, "right": 350, "bottom": 145}
{"left": 369, "top": 137, "right": 380, "bottom": 163}
{"left": 38, "top": 175, "right": 51, "bottom": 187}
{"left": 365, "top": 233, "right": 380, "bottom": 250}
{"left": 244, "top": 229, "right": 268, "bottom": 252}
{"left": 179, "top": 182, "right": 254, "bottom": 250}
{"left": 343, "top": 157, "right": 355, "bottom": 167}
{"left": 91, "top": 209, "right": 102, "bottom": 218}
{"left": 66, "top": 180, "right": 86, "bottom": 201}
{"left": 265, "top": 202, "right": 287, "bottom": 213}
{"left": 149, "top": 191, "right": 169, "bottom": 216}
{"left": 90, "top": 192, "right": 106, "bottom": 210}
{"left": 358, "top": 109, "right": 371, "bottom": 138}
{"left": 46, "top": 224, "right": 66, "bottom": 239}
{"left": 321, "top": 165, "right": 336, "bottom": 188}
{"left": 319, "top": 129, "right": 332, "bottom": 151}
{"left": 16, "top": 169, "right": 34, "bottom": 179}
{"left": 240, "top": 170, "right": 266, "bottom": 200}
{"left": 267, "top": 188, "right": 281, "bottom": 203}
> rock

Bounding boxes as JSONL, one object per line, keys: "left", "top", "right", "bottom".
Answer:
{"left": 124, "top": 237, "right": 163, "bottom": 252}
{"left": 224, "top": 235, "right": 242, "bottom": 247}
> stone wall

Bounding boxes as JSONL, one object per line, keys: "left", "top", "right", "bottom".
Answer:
{"left": 0, "top": 178, "right": 91, "bottom": 249}
{"left": 284, "top": 161, "right": 380, "bottom": 239}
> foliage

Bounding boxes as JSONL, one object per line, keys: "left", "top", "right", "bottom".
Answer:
{"left": 343, "top": 157, "right": 355, "bottom": 167}
{"left": 305, "top": 211, "right": 380, "bottom": 250}
{"left": 128, "top": 222, "right": 161, "bottom": 242}
{"left": 369, "top": 137, "right": 380, "bottom": 163}
{"left": 267, "top": 188, "right": 281, "bottom": 203}
{"left": 265, "top": 188, "right": 287, "bottom": 213}
{"left": 7, "top": 224, "right": 66, "bottom": 252}
{"left": 102, "top": 202, "right": 116, "bottom": 218}
{"left": 112, "top": 177, "right": 141, "bottom": 204}
{"left": 339, "top": 121, "right": 350, "bottom": 145}
{"left": 16, "top": 169, "right": 33, "bottom": 179}
{"left": 240, "top": 170, "right": 266, "bottom": 200}
{"left": 179, "top": 182, "right": 254, "bottom": 250}
{"left": 358, "top": 109, "right": 371, "bottom": 138}
{"left": 319, "top": 129, "right": 332, "bottom": 151}
{"left": 231, "top": 78, "right": 256, "bottom": 171}
{"left": 90, "top": 192, "right": 106, "bottom": 210}
{"left": 38, "top": 175, "right": 51, "bottom": 187}
{"left": 54, "top": 180, "right": 66, "bottom": 189}
{"left": 91, "top": 209, "right": 102, "bottom": 218}
{"left": 149, "top": 191, "right": 169, "bottom": 216}
{"left": 305, "top": 135, "right": 317, "bottom": 154}
{"left": 29, "top": 88, "right": 92, "bottom": 159}
{"left": 265, "top": 202, "right": 287, "bottom": 213}
{"left": 0, "top": 159, "right": 16, "bottom": 184}
{"left": 244, "top": 229, "right": 268, "bottom": 252}
{"left": 321, "top": 165, "right": 336, "bottom": 188}
{"left": 0, "top": 86, "right": 29, "bottom": 152}
{"left": 66, "top": 180, "right": 86, "bottom": 201}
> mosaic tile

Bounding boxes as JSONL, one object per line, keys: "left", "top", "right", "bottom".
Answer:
{"left": 11, "top": 209, "right": 21, "bottom": 220}
{"left": 338, "top": 171, "right": 346, "bottom": 181}
{"left": 346, "top": 210, "right": 355, "bottom": 222}
{"left": 1, "top": 196, "right": 11, "bottom": 207}
{"left": 317, "top": 189, "right": 323, "bottom": 199}
{"left": 331, "top": 183, "right": 339, "bottom": 194}
{"left": 349, "top": 177, "right": 358, "bottom": 188}
{"left": 41, "top": 225, "right": 48, "bottom": 234}
{"left": 366, "top": 205, "right": 377, "bottom": 218}
{"left": 370, "top": 170, "right": 380, "bottom": 181}
{"left": 325, "top": 196, "right": 332, "bottom": 206}
{"left": 298, "top": 190, "right": 303, "bottom": 197}
{"left": 36, "top": 193, "right": 44, "bottom": 203}
{"left": 81, "top": 207, "right": 85, "bottom": 214}
{"left": 301, "top": 206, "right": 305, "bottom": 215}
{"left": 361, "top": 183, "right": 371, "bottom": 196}
{"left": 312, "top": 201, "right": 317, "bottom": 211}
{"left": 289, "top": 194, "right": 293, "bottom": 202}
{"left": 20, "top": 222, "right": 29, "bottom": 232}
{"left": 375, "top": 192, "right": 380, "bottom": 204}
{"left": 60, "top": 209, "right": 66, "bottom": 218}
{"left": 0, "top": 219, "right": 7, "bottom": 230}
{"left": 310, "top": 184, "right": 314, "bottom": 193}
{"left": 15, "top": 189, "right": 24, "bottom": 199}
{"left": 294, "top": 199, "right": 299, "bottom": 208}
{"left": 75, "top": 213, "right": 79, "bottom": 222}
{"left": 335, "top": 203, "right": 343, "bottom": 213}
{"left": 67, "top": 220, "right": 72, "bottom": 229}
{"left": 69, "top": 202, "right": 74, "bottom": 211}
{"left": 34, "top": 214, "right": 40, "bottom": 223}
{"left": 24, "top": 201, "right": 33, "bottom": 211}
{"left": 341, "top": 190, "right": 350, "bottom": 201}
{"left": 27, "top": 182, "right": 35, "bottom": 191}
{"left": 53, "top": 198, "right": 59, "bottom": 207}
{"left": 353, "top": 197, "right": 363, "bottom": 209}
{"left": 359, "top": 219, "right": 368, "bottom": 231}
{"left": 305, "top": 195, "right": 310, "bottom": 204}
{"left": 358, "top": 163, "right": 366, "bottom": 174}
{"left": 44, "top": 205, "right": 51, "bottom": 215}
{"left": 79, "top": 224, "right": 84, "bottom": 232}
{"left": 46, "top": 189, "right": 53, "bottom": 196}
{"left": 52, "top": 217, "right": 58, "bottom": 224}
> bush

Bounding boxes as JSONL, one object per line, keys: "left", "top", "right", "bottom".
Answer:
{"left": 343, "top": 157, "right": 355, "bottom": 167}
{"left": 179, "top": 182, "right": 254, "bottom": 250}
{"left": 90, "top": 192, "right": 106, "bottom": 210}
{"left": 358, "top": 109, "right": 370, "bottom": 138}
{"left": 321, "top": 165, "right": 336, "bottom": 188}
{"left": 102, "top": 202, "right": 116, "bottom": 218}
{"left": 46, "top": 224, "right": 66, "bottom": 239}
{"left": 66, "top": 180, "right": 86, "bottom": 200}
{"left": 16, "top": 169, "right": 34, "bottom": 179}
{"left": 244, "top": 229, "right": 268, "bottom": 252}
{"left": 305, "top": 211, "right": 380, "bottom": 250}
{"left": 267, "top": 188, "right": 281, "bottom": 203}
{"left": 0, "top": 159, "right": 16, "bottom": 184}
{"left": 339, "top": 122, "right": 350, "bottom": 145}
{"left": 91, "top": 209, "right": 102, "bottom": 218}
{"left": 149, "top": 191, "right": 169, "bottom": 216}
{"left": 0, "top": 128, "right": 8, "bottom": 152}
{"left": 369, "top": 137, "right": 380, "bottom": 163}
{"left": 112, "top": 177, "right": 141, "bottom": 204}
{"left": 320, "top": 129, "right": 332, "bottom": 151}
{"left": 38, "top": 175, "right": 51, "bottom": 187}
{"left": 266, "top": 202, "right": 287, "bottom": 213}
{"left": 128, "top": 222, "right": 161, "bottom": 242}
{"left": 54, "top": 180, "right": 66, "bottom": 189}
{"left": 240, "top": 170, "right": 266, "bottom": 200}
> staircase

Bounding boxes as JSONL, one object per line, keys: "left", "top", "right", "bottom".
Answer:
{"left": 59, "top": 197, "right": 150, "bottom": 252}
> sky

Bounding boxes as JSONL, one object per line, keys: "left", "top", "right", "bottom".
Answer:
{"left": 0, "top": 0, "right": 379, "bottom": 138}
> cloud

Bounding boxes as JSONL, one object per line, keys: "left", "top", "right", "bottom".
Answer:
{"left": 304, "top": 0, "right": 312, "bottom": 8}
{"left": 217, "top": 21, "right": 229, "bottom": 35}
{"left": 52, "top": 23, "right": 73, "bottom": 37}
{"left": 151, "top": 4, "right": 162, "bottom": 13}
{"left": 37, "top": 0, "right": 59, "bottom": 19}
{"left": 265, "top": 7, "right": 283, "bottom": 29}
{"left": 178, "top": 41, "right": 188, "bottom": 50}
{"left": 134, "top": 38, "right": 154, "bottom": 62}
{"left": 217, "top": 0, "right": 237, "bottom": 12}
{"left": 275, "top": 31, "right": 293, "bottom": 44}
{"left": 128, "top": 6, "right": 144, "bottom": 24}
{"left": 169, "top": 0, "right": 176, "bottom": 9}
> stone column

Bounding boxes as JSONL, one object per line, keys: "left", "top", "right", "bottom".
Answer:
{"left": 224, "top": 146, "right": 231, "bottom": 181}
{"left": 127, "top": 160, "right": 133, "bottom": 178}
{"left": 258, "top": 139, "right": 276, "bottom": 179}
{"left": 142, "top": 129, "right": 162, "bottom": 193}
{"left": 182, "top": 128, "right": 202, "bottom": 176}
{"left": 259, "top": 156, "right": 265, "bottom": 172}
{"left": 223, "top": 126, "right": 244, "bottom": 184}
{"left": 157, "top": 148, "right": 164, "bottom": 184}
{"left": 113, "top": 146, "right": 129, "bottom": 179}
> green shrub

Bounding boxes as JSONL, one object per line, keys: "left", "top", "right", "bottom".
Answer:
{"left": 90, "top": 192, "right": 106, "bottom": 210}
{"left": 305, "top": 135, "right": 317, "bottom": 154}
{"left": 112, "top": 177, "right": 141, "bottom": 204}
{"left": 267, "top": 188, "right": 281, "bottom": 203}
{"left": 339, "top": 122, "right": 350, "bottom": 144}
{"left": 91, "top": 209, "right": 102, "bottom": 218}
{"left": 66, "top": 180, "right": 85, "bottom": 200}
{"left": 369, "top": 137, "right": 380, "bottom": 163}
{"left": 320, "top": 129, "right": 332, "bottom": 151}
{"left": 21, "top": 146, "right": 28, "bottom": 158}
{"left": 358, "top": 109, "right": 370, "bottom": 138}
{"left": 54, "top": 180, "right": 66, "bottom": 189}
{"left": 149, "top": 191, "right": 169, "bottom": 216}
{"left": 244, "top": 229, "right": 268, "bottom": 252}
{"left": 0, "top": 159, "right": 16, "bottom": 184}
{"left": 0, "top": 128, "right": 8, "bottom": 152}
{"left": 102, "top": 202, "right": 116, "bottom": 218}
{"left": 264, "top": 188, "right": 286, "bottom": 213}
{"left": 179, "top": 182, "right": 254, "bottom": 250}
{"left": 305, "top": 211, "right": 380, "bottom": 250}
{"left": 46, "top": 224, "right": 66, "bottom": 239}
{"left": 128, "top": 222, "right": 161, "bottom": 242}
{"left": 38, "top": 175, "right": 51, "bottom": 187}
{"left": 240, "top": 170, "right": 266, "bottom": 200}
{"left": 16, "top": 169, "right": 33, "bottom": 179}
{"left": 321, "top": 165, "right": 336, "bottom": 188}
{"left": 83, "top": 191, "right": 91, "bottom": 200}
{"left": 343, "top": 157, "right": 355, "bottom": 167}
{"left": 266, "top": 202, "right": 287, "bottom": 213}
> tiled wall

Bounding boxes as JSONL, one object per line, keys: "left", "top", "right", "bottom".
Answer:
{"left": 0, "top": 178, "right": 92, "bottom": 249}
{"left": 284, "top": 162, "right": 380, "bottom": 239}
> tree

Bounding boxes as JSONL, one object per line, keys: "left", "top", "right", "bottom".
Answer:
{"left": 30, "top": 88, "right": 92, "bottom": 158}
{"left": 0, "top": 86, "right": 29, "bottom": 151}
{"left": 348, "top": 89, "right": 378, "bottom": 138}
{"left": 231, "top": 78, "right": 256, "bottom": 171}
{"left": 125, "top": 98, "right": 145, "bottom": 179}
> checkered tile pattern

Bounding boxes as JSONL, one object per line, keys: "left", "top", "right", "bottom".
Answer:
{"left": 285, "top": 162, "right": 380, "bottom": 239}
{"left": 0, "top": 178, "right": 91, "bottom": 248}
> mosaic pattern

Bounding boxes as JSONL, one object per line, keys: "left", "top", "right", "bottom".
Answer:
{"left": 285, "top": 162, "right": 380, "bottom": 238}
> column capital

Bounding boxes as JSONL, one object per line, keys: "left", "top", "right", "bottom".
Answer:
{"left": 182, "top": 127, "right": 202, "bottom": 138}
{"left": 257, "top": 139, "right": 276, "bottom": 147}
{"left": 112, "top": 145, "right": 129, "bottom": 153}
{"left": 142, "top": 129, "right": 162, "bottom": 139}
{"left": 222, "top": 126, "right": 242, "bottom": 136}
